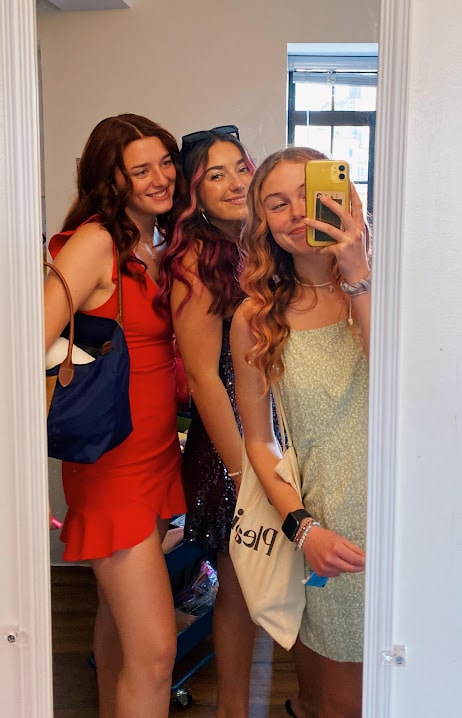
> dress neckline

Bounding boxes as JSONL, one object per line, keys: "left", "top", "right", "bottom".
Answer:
{"left": 289, "top": 318, "right": 350, "bottom": 334}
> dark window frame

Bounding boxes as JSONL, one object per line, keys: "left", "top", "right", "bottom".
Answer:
{"left": 287, "top": 54, "right": 378, "bottom": 216}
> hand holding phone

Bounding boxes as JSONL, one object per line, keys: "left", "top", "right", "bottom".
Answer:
{"left": 305, "top": 160, "right": 351, "bottom": 247}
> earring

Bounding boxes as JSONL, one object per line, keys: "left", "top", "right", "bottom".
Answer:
{"left": 200, "top": 210, "right": 210, "bottom": 225}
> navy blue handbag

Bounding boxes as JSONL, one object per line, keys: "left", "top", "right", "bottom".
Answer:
{"left": 45, "top": 261, "right": 132, "bottom": 463}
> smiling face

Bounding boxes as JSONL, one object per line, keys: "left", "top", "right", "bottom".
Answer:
{"left": 261, "top": 160, "right": 311, "bottom": 255}
{"left": 114, "top": 135, "right": 176, "bottom": 222}
{"left": 198, "top": 140, "right": 252, "bottom": 231}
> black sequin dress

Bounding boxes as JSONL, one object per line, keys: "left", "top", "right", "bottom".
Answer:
{"left": 182, "top": 317, "right": 240, "bottom": 554}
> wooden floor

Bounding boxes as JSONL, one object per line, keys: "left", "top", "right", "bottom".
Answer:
{"left": 51, "top": 565, "right": 297, "bottom": 718}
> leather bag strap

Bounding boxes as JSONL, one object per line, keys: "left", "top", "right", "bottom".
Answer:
{"left": 44, "top": 246, "right": 124, "bottom": 386}
{"left": 43, "top": 261, "right": 75, "bottom": 387}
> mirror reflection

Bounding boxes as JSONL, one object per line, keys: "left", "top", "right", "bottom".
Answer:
{"left": 37, "top": 2, "right": 378, "bottom": 716}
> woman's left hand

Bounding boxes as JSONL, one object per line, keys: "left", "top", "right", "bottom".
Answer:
{"left": 304, "top": 183, "right": 370, "bottom": 284}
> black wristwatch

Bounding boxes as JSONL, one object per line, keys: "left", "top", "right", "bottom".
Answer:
{"left": 282, "top": 509, "right": 312, "bottom": 542}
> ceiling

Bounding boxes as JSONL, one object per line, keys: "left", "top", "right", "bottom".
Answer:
{"left": 36, "top": 0, "right": 132, "bottom": 13}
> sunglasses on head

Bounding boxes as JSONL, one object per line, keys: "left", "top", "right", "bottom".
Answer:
{"left": 181, "top": 124, "right": 240, "bottom": 154}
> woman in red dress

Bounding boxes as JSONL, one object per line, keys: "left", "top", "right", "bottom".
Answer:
{"left": 44, "top": 114, "right": 187, "bottom": 718}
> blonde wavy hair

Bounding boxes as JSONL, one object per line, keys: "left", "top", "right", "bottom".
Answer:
{"left": 239, "top": 147, "right": 348, "bottom": 390}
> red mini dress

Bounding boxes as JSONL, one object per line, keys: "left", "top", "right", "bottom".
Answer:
{"left": 49, "top": 229, "right": 186, "bottom": 561}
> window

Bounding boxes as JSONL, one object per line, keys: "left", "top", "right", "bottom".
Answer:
{"left": 287, "top": 44, "right": 378, "bottom": 216}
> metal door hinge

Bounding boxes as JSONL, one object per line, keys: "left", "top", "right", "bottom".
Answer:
{"left": 4, "top": 626, "right": 29, "bottom": 647}
{"left": 381, "top": 644, "right": 406, "bottom": 667}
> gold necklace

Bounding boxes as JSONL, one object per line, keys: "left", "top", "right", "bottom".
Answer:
{"left": 294, "top": 275, "right": 352, "bottom": 323}
{"left": 294, "top": 277, "right": 332, "bottom": 289}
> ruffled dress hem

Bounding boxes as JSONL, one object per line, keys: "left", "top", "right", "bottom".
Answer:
{"left": 60, "top": 501, "right": 159, "bottom": 561}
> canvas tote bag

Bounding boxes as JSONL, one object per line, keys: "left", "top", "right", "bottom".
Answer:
{"left": 229, "top": 382, "right": 306, "bottom": 650}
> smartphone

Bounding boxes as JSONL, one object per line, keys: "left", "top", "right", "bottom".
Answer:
{"left": 305, "top": 160, "right": 350, "bottom": 247}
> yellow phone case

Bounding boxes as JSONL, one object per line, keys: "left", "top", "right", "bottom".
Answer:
{"left": 305, "top": 160, "right": 350, "bottom": 247}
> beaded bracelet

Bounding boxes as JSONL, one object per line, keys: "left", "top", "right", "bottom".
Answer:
{"left": 295, "top": 518, "right": 320, "bottom": 550}
{"left": 340, "top": 272, "right": 372, "bottom": 297}
{"left": 293, "top": 517, "right": 311, "bottom": 544}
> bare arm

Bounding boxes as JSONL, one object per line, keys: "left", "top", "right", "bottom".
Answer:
{"left": 231, "top": 303, "right": 365, "bottom": 577}
{"left": 231, "top": 303, "right": 307, "bottom": 514}
{"left": 44, "top": 222, "right": 113, "bottom": 528}
{"left": 171, "top": 250, "right": 242, "bottom": 483}
{"left": 347, "top": 292, "right": 371, "bottom": 356}
{"left": 44, "top": 223, "right": 115, "bottom": 352}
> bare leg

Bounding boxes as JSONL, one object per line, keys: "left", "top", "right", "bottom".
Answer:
{"left": 213, "top": 552, "right": 256, "bottom": 718}
{"left": 287, "top": 640, "right": 362, "bottom": 718}
{"left": 157, "top": 515, "right": 171, "bottom": 543}
{"left": 91, "top": 526, "right": 177, "bottom": 718}
{"left": 93, "top": 583, "right": 122, "bottom": 718}
{"left": 93, "top": 515, "right": 172, "bottom": 717}
{"left": 319, "top": 658, "right": 362, "bottom": 718}
{"left": 286, "top": 640, "right": 321, "bottom": 718}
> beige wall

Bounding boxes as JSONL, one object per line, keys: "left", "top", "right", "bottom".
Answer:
{"left": 38, "top": 0, "right": 378, "bottom": 563}
{"left": 37, "top": 0, "right": 378, "bottom": 237}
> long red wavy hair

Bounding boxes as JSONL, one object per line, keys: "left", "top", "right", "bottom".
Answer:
{"left": 239, "top": 147, "right": 356, "bottom": 390}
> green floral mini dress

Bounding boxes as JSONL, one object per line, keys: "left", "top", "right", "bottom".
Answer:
{"left": 280, "top": 320, "right": 369, "bottom": 662}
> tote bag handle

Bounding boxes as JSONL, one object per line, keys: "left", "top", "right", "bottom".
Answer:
{"left": 271, "top": 381, "right": 294, "bottom": 453}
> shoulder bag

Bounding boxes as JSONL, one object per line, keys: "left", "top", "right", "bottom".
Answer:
{"left": 45, "top": 257, "right": 132, "bottom": 463}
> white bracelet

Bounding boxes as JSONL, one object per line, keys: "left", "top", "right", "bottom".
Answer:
{"left": 293, "top": 516, "right": 312, "bottom": 544}
{"left": 340, "top": 272, "right": 372, "bottom": 297}
{"left": 227, "top": 469, "right": 242, "bottom": 478}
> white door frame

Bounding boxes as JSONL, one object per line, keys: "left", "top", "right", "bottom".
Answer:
{"left": 0, "top": 0, "right": 53, "bottom": 715}
{"left": 0, "top": 0, "right": 409, "bottom": 715}
{"left": 363, "top": 0, "right": 411, "bottom": 714}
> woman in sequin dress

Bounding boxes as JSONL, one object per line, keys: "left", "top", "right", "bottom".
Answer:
{"left": 231, "top": 147, "right": 370, "bottom": 718}
{"left": 157, "top": 125, "right": 255, "bottom": 718}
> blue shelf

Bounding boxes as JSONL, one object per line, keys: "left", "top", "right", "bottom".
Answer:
{"left": 164, "top": 540, "right": 203, "bottom": 576}
{"left": 165, "top": 539, "right": 215, "bottom": 691}
{"left": 176, "top": 608, "right": 213, "bottom": 661}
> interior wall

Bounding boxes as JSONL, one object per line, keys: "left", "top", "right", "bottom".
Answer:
{"left": 37, "top": 0, "right": 379, "bottom": 565}
{"left": 390, "top": 0, "right": 462, "bottom": 713}
{"left": 37, "top": 0, "right": 379, "bottom": 236}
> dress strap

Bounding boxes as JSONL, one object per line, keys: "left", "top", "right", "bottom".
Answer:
{"left": 48, "top": 215, "right": 123, "bottom": 325}
{"left": 113, "top": 245, "right": 123, "bottom": 327}
{"left": 48, "top": 214, "right": 100, "bottom": 259}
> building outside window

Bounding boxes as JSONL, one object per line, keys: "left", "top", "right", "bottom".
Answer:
{"left": 287, "top": 43, "right": 378, "bottom": 216}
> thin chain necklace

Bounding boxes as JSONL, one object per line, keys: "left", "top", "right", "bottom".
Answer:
{"left": 295, "top": 276, "right": 353, "bottom": 325}
{"left": 294, "top": 276, "right": 333, "bottom": 290}
{"left": 139, "top": 240, "right": 155, "bottom": 258}
{"left": 138, "top": 238, "right": 165, "bottom": 259}
{"left": 137, "top": 226, "right": 166, "bottom": 259}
